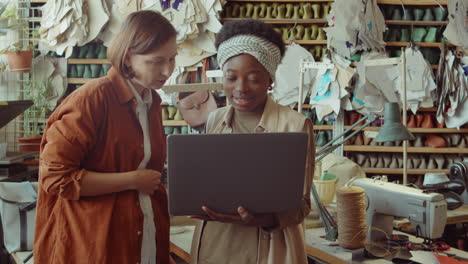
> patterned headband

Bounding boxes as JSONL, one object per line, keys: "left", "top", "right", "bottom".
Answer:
{"left": 217, "top": 35, "right": 282, "bottom": 82}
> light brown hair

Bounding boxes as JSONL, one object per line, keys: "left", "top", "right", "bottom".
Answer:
{"left": 108, "top": 10, "right": 177, "bottom": 78}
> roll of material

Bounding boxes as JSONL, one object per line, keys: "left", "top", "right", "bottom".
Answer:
{"left": 450, "top": 161, "right": 468, "bottom": 184}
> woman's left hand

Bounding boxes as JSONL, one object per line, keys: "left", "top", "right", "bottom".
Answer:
{"left": 191, "top": 206, "right": 276, "bottom": 228}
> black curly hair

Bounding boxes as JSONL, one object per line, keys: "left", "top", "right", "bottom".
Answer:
{"left": 215, "top": 19, "right": 286, "bottom": 57}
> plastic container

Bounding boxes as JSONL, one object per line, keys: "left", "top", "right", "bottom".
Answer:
{"left": 314, "top": 179, "right": 337, "bottom": 204}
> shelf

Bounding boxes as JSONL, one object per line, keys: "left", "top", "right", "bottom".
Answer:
{"left": 222, "top": 18, "right": 327, "bottom": 24}
{"left": 31, "top": 0, "right": 47, "bottom": 2}
{"left": 163, "top": 120, "right": 187, "bottom": 126}
{"left": 285, "top": 40, "right": 327, "bottom": 45}
{"left": 226, "top": 0, "right": 334, "bottom": 2}
{"left": 377, "top": 0, "right": 447, "bottom": 5}
{"left": 314, "top": 125, "right": 332, "bottom": 130}
{"left": 386, "top": 42, "right": 454, "bottom": 47}
{"left": 67, "top": 78, "right": 93, "bottom": 84}
{"left": 344, "top": 126, "right": 468, "bottom": 133}
{"left": 385, "top": 20, "right": 448, "bottom": 26}
{"left": 343, "top": 146, "right": 468, "bottom": 153}
{"left": 68, "top": 59, "right": 110, "bottom": 64}
{"left": 363, "top": 168, "right": 449, "bottom": 175}
{"left": 225, "top": 0, "right": 447, "bottom": 4}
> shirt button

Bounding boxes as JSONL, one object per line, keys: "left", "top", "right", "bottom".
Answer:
{"left": 137, "top": 231, "right": 142, "bottom": 236}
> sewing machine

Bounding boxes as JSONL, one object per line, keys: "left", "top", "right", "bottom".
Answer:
{"left": 353, "top": 178, "right": 447, "bottom": 243}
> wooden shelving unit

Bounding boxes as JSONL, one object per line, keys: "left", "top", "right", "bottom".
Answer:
{"left": 222, "top": 18, "right": 327, "bottom": 24}
{"left": 343, "top": 146, "right": 468, "bottom": 154}
{"left": 385, "top": 20, "right": 448, "bottom": 26}
{"left": 343, "top": 126, "right": 468, "bottom": 134}
{"left": 225, "top": 0, "right": 447, "bottom": 4}
{"left": 363, "top": 168, "right": 450, "bottom": 175}
{"left": 68, "top": 59, "right": 111, "bottom": 64}
{"left": 163, "top": 120, "right": 187, "bottom": 126}
{"left": 284, "top": 40, "right": 327, "bottom": 45}
{"left": 67, "top": 78, "right": 92, "bottom": 84}
{"left": 386, "top": 41, "right": 454, "bottom": 48}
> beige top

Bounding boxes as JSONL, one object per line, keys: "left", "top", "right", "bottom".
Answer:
{"left": 190, "top": 96, "right": 315, "bottom": 264}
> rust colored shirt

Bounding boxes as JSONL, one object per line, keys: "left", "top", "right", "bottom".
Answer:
{"left": 34, "top": 68, "right": 169, "bottom": 264}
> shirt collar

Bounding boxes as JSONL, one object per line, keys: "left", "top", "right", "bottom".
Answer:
{"left": 107, "top": 67, "right": 161, "bottom": 106}
{"left": 222, "top": 95, "right": 280, "bottom": 132}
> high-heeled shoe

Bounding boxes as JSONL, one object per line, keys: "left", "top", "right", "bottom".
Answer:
{"left": 302, "top": 3, "right": 312, "bottom": 19}
{"left": 232, "top": 3, "right": 240, "bottom": 17}
{"left": 285, "top": 3, "right": 294, "bottom": 19}
{"left": 272, "top": 3, "right": 279, "bottom": 18}
{"left": 415, "top": 114, "right": 424, "bottom": 127}
{"left": 303, "top": 28, "right": 311, "bottom": 40}
{"left": 167, "top": 106, "right": 177, "bottom": 120}
{"left": 239, "top": 5, "right": 246, "bottom": 18}
{"left": 277, "top": 4, "right": 286, "bottom": 19}
{"left": 407, "top": 114, "right": 416, "bottom": 128}
{"left": 421, "top": 113, "right": 434, "bottom": 128}
{"left": 311, "top": 4, "right": 321, "bottom": 19}
{"left": 252, "top": 4, "right": 261, "bottom": 19}
{"left": 162, "top": 107, "right": 169, "bottom": 120}
{"left": 295, "top": 25, "right": 305, "bottom": 40}
{"left": 316, "top": 28, "right": 326, "bottom": 40}
{"left": 310, "top": 25, "right": 319, "bottom": 40}
{"left": 356, "top": 153, "right": 367, "bottom": 166}
{"left": 292, "top": 4, "right": 301, "bottom": 19}
{"left": 369, "top": 155, "right": 378, "bottom": 167}
{"left": 434, "top": 7, "right": 447, "bottom": 21}
{"left": 423, "top": 27, "right": 437, "bottom": 42}
{"left": 422, "top": 8, "right": 434, "bottom": 21}
{"left": 400, "top": 28, "right": 410, "bottom": 42}
{"left": 413, "top": 8, "right": 424, "bottom": 21}
{"left": 258, "top": 3, "right": 267, "bottom": 18}
{"left": 354, "top": 133, "right": 364, "bottom": 145}
{"left": 412, "top": 27, "right": 427, "bottom": 42}
{"left": 245, "top": 3, "right": 254, "bottom": 18}
{"left": 322, "top": 3, "right": 331, "bottom": 19}
{"left": 265, "top": 5, "right": 274, "bottom": 19}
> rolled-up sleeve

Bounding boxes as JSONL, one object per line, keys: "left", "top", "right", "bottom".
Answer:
{"left": 272, "top": 119, "right": 315, "bottom": 230}
{"left": 39, "top": 93, "right": 102, "bottom": 200}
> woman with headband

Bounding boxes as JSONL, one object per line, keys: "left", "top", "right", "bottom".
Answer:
{"left": 190, "top": 19, "right": 315, "bottom": 264}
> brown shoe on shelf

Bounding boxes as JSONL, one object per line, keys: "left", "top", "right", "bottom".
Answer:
{"left": 356, "top": 153, "right": 367, "bottom": 166}
{"left": 378, "top": 155, "right": 386, "bottom": 168}
{"left": 383, "top": 153, "right": 392, "bottom": 167}
{"left": 424, "top": 134, "right": 447, "bottom": 148}
{"left": 389, "top": 154, "right": 399, "bottom": 169}
{"left": 450, "top": 134, "right": 461, "bottom": 146}
{"left": 442, "top": 135, "right": 452, "bottom": 147}
{"left": 413, "top": 134, "right": 424, "bottom": 147}
{"left": 434, "top": 155, "right": 445, "bottom": 169}
{"left": 415, "top": 114, "right": 424, "bottom": 127}
{"left": 427, "top": 157, "right": 436, "bottom": 169}
{"left": 369, "top": 155, "right": 378, "bottom": 167}
{"left": 354, "top": 133, "right": 364, "bottom": 145}
{"left": 420, "top": 156, "right": 427, "bottom": 169}
{"left": 407, "top": 114, "right": 416, "bottom": 128}
{"left": 421, "top": 114, "right": 434, "bottom": 128}
{"left": 363, "top": 134, "right": 372, "bottom": 145}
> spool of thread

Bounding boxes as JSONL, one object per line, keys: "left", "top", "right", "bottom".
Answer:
{"left": 336, "top": 186, "right": 367, "bottom": 249}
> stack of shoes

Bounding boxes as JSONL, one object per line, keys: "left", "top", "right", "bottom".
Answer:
{"left": 224, "top": 2, "right": 332, "bottom": 20}
{"left": 383, "top": 5, "right": 448, "bottom": 22}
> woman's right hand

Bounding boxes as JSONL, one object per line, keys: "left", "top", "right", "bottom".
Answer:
{"left": 132, "top": 169, "right": 161, "bottom": 195}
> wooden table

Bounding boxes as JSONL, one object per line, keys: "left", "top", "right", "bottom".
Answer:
{"left": 168, "top": 225, "right": 468, "bottom": 263}
{"left": 394, "top": 204, "right": 468, "bottom": 232}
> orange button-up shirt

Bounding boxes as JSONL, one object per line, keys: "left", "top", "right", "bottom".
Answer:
{"left": 34, "top": 68, "right": 169, "bottom": 264}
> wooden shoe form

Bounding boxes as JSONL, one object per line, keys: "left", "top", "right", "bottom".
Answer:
{"left": 259, "top": 3, "right": 267, "bottom": 18}
{"left": 295, "top": 25, "right": 305, "bottom": 39}
{"left": 272, "top": 3, "right": 279, "bottom": 17}
{"left": 277, "top": 4, "right": 286, "bottom": 19}
{"left": 421, "top": 114, "right": 434, "bottom": 128}
{"left": 369, "top": 155, "right": 378, "bottom": 167}
{"left": 232, "top": 3, "right": 240, "bottom": 17}
{"left": 407, "top": 114, "right": 416, "bottom": 128}
{"left": 363, "top": 158, "right": 371, "bottom": 168}
{"left": 311, "top": 4, "right": 320, "bottom": 19}
{"left": 303, "top": 28, "right": 311, "bottom": 40}
{"left": 415, "top": 114, "right": 424, "bottom": 127}
{"left": 389, "top": 154, "right": 399, "bottom": 169}
{"left": 239, "top": 5, "right": 246, "bottom": 18}
{"left": 354, "top": 133, "right": 364, "bottom": 145}
{"left": 419, "top": 156, "right": 427, "bottom": 169}
{"left": 376, "top": 156, "right": 384, "bottom": 168}
{"left": 356, "top": 153, "right": 366, "bottom": 166}
{"left": 292, "top": 5, "right": 301, "bottom": 19}
{"left": 302, "top": 3, "right": 312, "bottom": 19}
{"left": 383, "top": 154, "right": 392, "bottom": 167}
{"left": 434, "top": 155, "right": 445, "bottom": 169}
{"left": 285, "top": 3, "right": 294, "bottom": 19}
{"left": 245, "top": 3, "right": 254, "bottom": 18}
{"left": 252, "top": 4, "right": 261, "bottom": 19}
{"left": 317, "top": 28, "right": 326, "bottom": 40}
{"left": 397, "top": 154, "right": 403, "bottom": 168}
{"left": 322, "top": 3, "right": 331, "bottom": 18}
{"left": 427, "top": 157, "right": 436, "bottom": 169}
{"left": 310, "top": 25, "right": 319, "bottom": 40}
{"left": 363, "top": 134, "right": 372, "bottom": 145}
{"left": 265, "top": 5, "right": 274, "bottom": 19}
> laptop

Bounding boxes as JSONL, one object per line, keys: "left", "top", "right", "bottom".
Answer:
{"left": 167, "top": 132, "right": 308, "bottom": 216}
